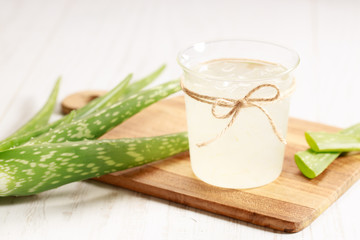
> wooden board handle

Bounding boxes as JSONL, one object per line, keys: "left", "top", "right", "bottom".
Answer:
{"left": 61, "top": 90, "right": 107, "bottom": 114}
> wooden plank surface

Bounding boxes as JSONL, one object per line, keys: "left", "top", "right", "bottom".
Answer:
{"left": 86, "top": 96, "right": 360, "bottom": 233}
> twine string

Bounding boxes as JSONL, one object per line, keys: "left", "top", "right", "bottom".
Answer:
{"left": 181, "top": 79, "right": 293, "bottom": 147}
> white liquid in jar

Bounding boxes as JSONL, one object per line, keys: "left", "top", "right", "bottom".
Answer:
{"left": 183, "top": 58, "right": 292, "bottom": 189}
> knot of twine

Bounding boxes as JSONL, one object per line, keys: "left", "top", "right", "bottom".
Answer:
{"left": 181, "top": 78, "right": 293, "bottom": 147}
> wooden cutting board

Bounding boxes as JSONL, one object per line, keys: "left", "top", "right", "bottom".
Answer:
{"left": 64, "top": 95, "right": 360, "bottom": 233}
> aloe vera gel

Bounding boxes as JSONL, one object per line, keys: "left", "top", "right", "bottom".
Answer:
{"left": 178, "top": 40, "right": 299, "bottom": 189}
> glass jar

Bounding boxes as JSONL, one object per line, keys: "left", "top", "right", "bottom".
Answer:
{"left": 177, "top": 40, "right": 299, "bottom": 189}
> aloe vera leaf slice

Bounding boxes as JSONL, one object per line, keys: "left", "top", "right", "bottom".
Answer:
{"left": 295, "top": 122, "right": 360, "bottom": 178}
{"left": 305, "top": 132, "right": 360, "bottom": 152}
{"left": 26, "top": 79, "right": 180, "bottom": 145}
{"left": 0, "top": 132, "right": 188, "bottom": 196}
{"left": 294, "top": 150, "right": 340, "bottom": 178}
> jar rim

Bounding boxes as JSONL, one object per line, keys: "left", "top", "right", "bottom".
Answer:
{"left": 177, "top": 39, "right": 300, "bottom": 83}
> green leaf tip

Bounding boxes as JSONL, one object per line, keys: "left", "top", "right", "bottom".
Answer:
{"left": 0, "top": 78, "right": 61, "bottom": 146}
{"left": 123, "top": 64, "right": 166, "bottom": 96}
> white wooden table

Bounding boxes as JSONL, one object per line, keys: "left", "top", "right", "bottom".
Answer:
{"left": 0, "top": 0, "right": 359, "bottom": 239}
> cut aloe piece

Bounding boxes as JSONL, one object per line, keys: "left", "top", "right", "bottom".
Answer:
{"left": 305, "top": 132, "right": 360, "bottom": 152}
{"left": 295, "top": 123, "right": 360, "bottom": 179}
{"left": 295, "top": 150, "right": 340, "bottom": 178}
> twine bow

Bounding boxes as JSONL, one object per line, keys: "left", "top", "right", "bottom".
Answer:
{"left": 181, "top": 79, "right": 288, "bottom": 147}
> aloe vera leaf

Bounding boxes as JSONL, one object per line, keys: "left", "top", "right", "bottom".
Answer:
{"left": 295, "top": 123, "right": 360, "bottom": 178}
{"left": 2, "top": 78, "right": 61, "bottom": 141}
{"left": 0, "top": 67, "right": 167, "bottom": 150}
{"left": 73, "top": 74, "right": 132, "bottom": 119}
{"left": 122, "top": 64, "right": 166, "bottom": 97}
{"left": 305, "top": 132, "right": 360, "bottom": 152}
{"left": 4, "top": 74, "right": 131, "bottom": 149}
{"left": 26, "top": 80, "right": 180, "bottom": 145}
{"left": 0, "top": 132, "right": 188, "bottom": 196}
{"left": 0, "top": 78, "right": 61, "bottom": 151}
{"left": 0, "top": 111, "right": 76, "bottom": 152}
